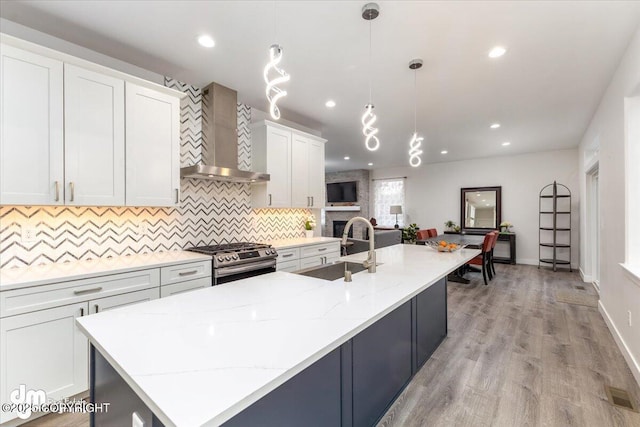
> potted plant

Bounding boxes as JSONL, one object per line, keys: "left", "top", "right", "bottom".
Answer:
{"left": 304, "top": 215, "right": 316, "bottom": 238}
{"left": 499, "top": 221, "right": 513, "bottom": 233}
{"left": 402, "top": 223, "right": 419, "bottom": 244}
{"left": 444, "top": 220, "right": 457, "bottom": 232}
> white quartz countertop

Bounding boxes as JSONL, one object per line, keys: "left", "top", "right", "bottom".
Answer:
{"left": 0, "top": 251, "right": 212, "bottom": 291}
{"left": 76, "top": 244, "right": 479, "bottom": 427}
{"left": 261, "top": 236, "right": 341, "bottom": 249}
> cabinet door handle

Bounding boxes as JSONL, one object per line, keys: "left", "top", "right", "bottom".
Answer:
{"left": 282, "top": 253, "right": 294, "bottom": 258}
{"left": 268, "top": 194, "right": 272, "bottom": 206}
{"left": 318, "top": 247, "right": 327, "bottom": 252}
{"left": 178, "top": 270, "right": 198, "bottom": 276}
{"left": 175, "top": 188, "right": 179, "bottom": 204}
{"left": 311, "top": 196, "right": 314, "bottom": 207}
{"left": 94, "top": 304, "right": 100, "bottom": 313}
{"left": 54, "top": 181, "right": 60, "bottom": 202}
{"left": 73, "top": 287, "right": 103, "bottom": 295}
{"left": 69, "top": 182, "right": 75, "bottom": 202}
{"left": 80, "top": 307, "right": 84, "bottom": 317}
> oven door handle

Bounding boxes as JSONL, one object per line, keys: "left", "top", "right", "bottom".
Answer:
{"left": 215, "top": 259, "right": 276, "bottom": 278}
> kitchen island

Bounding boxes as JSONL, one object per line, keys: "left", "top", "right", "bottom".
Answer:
{"left": 76, "top": 244, "right": 479, "bottom": 426}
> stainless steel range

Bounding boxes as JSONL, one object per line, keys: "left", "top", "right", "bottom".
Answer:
{"left": 187, "top": 243, "right": 278, "bottom": 285}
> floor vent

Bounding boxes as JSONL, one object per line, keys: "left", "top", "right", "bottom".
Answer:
{"left": 605, "top": 385, "right": 638, "bottom": 412}
{"left": 575, "top": 285, "right": 585, "bottom": 290}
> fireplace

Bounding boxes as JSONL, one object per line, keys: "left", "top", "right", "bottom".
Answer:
{"left": 333, "top": 220, "right": 353, "bottom": 238}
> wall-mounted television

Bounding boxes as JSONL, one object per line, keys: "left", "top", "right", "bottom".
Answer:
{"left": 327, "top": 181, "right": 358, "bottom": 203}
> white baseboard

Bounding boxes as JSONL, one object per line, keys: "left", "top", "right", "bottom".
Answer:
{"left": 599, "top": 301, "right": 640, "bottom": 386}
{"left": 579, "top": 267, "right": 592, "bottom": 283}
{"left": 517, "top": 258, "right": 578, "bottom": 270}
{"left": 592, "top": 280, "right": 600, "bottom": 295}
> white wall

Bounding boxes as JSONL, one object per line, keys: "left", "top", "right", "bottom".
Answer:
{"left": 0, "top": 18, "right": 164, "bottom": 84}
{"left": 578, "top": 26, "right": 640, "bottom": 384}
{"left": 371, "top": 148, "right": 579, "bottom": 266}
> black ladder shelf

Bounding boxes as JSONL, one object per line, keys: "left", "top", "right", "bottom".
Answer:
{"left": 539, "top": 181, "right": 572, "bottom": 271}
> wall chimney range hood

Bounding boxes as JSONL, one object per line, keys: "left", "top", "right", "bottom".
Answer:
{"left": 180, "top": 82, "right": 270, "bottom": 182}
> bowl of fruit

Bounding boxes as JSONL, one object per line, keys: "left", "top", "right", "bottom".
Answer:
{"left": 425, "top": 240, "right": 465, "bottom": 252}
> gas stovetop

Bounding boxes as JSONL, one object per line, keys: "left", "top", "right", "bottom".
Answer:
{"left": 187, "top": 242, "right": 277, "bottom": 268}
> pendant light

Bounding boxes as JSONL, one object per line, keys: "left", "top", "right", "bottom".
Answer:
{"left": 408, "top": 58, "right": 424, "bottom": 167}
{"left": 361, "top": 3, "right": 380, "bottom": 151}
{"left": 264, "top": 2, "right": 289, "bottom": 120}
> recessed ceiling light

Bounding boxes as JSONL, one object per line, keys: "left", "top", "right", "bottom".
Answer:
{"left": 488, "top": 46, "right": 506, "bottom": 58}
{"left": 502, "top": 141, "right": 511, "bottom": 146}
{"left": 198, "top": 35, "right": 215, "bottom": 48}
{"left": 490, "top": 123, "right": 501, "bottom": 129}
{"left": 344, "top": 156, "right": 350, "bottom": 160}
{"left": 482, "top": 199, "right": 486, "bottom": 202}
{"left": 440, "top": 150, "right": 448, "bottom": 154}
{"left": 325, "top": 100, "right": 336, "bottom": 108}
{"left": 368, "top": 162, "right": 373, "bottom": 166}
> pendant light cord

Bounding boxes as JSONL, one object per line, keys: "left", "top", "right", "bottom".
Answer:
{"left": 413, "top": 69, "right": 417, "bottom": 133}
{"left": 369, "top": 20, "right": 372, "bottom": 103}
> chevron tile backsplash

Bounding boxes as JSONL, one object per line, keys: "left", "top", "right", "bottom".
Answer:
{"left": 0, "top": 78, "right": 309, "bottom": 269}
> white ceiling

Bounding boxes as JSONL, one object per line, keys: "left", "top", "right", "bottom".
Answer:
{"left": 2, "top": 1, "right": 639, "bottom": 172}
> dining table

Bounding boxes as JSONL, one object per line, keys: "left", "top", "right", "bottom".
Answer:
{"left": 416, "top": 233, "right": 486, "bottom": 283}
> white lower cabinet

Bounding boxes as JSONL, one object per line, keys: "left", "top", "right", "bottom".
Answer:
{"left": 275, "top": 241, "right": 340, "bottom": 272}
{"left": 89, "top": 288, "right": 159, "bottom": 314}
{"left": 0, "top": 303, "right": 87, "bottom": 424}
{"left": 160, "top": 260, "right": 211, "bottom": 297}
{"left": 160, "top": 278, "right": 210, "bottom": 298}
{"left": 0, "top": 268, "right": 168, "bottom": 424}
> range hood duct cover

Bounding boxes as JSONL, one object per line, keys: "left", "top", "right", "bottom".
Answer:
{"left": 180, "top": 82, "right": 269, "bottom": 182}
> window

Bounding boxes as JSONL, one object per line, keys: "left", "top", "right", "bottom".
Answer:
{"left": 373, "top": 178, "right": 405, "bottom": 227}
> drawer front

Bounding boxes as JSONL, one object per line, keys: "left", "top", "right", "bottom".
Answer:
{"left": 89, "top": 288, "right": 159, "bottom": 314}
{"left": 1, "top": 269, "right": 160, "bottom": 318}
{"left": 160, "top": 278, "right": 210, "bottom": 298}
{"left": 300, "top": 242, "right": 340, "bottom": 259}
{"left": 299, "top": 256, "right": 324, "bottom": 270}
{"left": 160, "top": 260, "right": 212, "bottom": 286}
{"left": 276, "top": 259, "right": 301, "bottom": 272}
{"left": 276, "top": 247, "right": 300, "bottom": 262}
{"left": 325, "top": 252, "right": 341, "bottom": 264}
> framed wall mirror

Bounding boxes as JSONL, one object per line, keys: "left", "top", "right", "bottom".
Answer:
{"left": 460, "top": 186, "right": 502, "bottom": 233}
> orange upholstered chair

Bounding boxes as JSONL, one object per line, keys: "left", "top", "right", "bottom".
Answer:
{"left": 427, "top": 228, "right": 438, "bottom": 238}
{"left": 416, "top": 229, "right": 431, "bottom": 241}
{"left": 466, "top": 232, "right": 496, "bottom": 286}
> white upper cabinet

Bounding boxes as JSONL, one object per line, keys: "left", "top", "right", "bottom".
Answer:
{"left": 307, "top": 139, "right": 325, "bottom": 208}
{"left": 0, "top": 37, "right": 184, "bottom": 207}
{"left": 291, "top": 133, "right": 310, "bottom": 208}
{"left": 125, "top": 82, "right": 180, "bottom": 207}
{"left": 251, "top": 123, "right": 292, "bottom": 208}
{"left": 0, "top": 44, "right": 64, "bottom": 205}
{"left": 292, "top": 133, "right": 325, "bottom": 208}
{"left": 252, "top": 121, "right": 325, "bottom": 209}
{"left": 64, "top": 64, "right": 125, "bottom": 206}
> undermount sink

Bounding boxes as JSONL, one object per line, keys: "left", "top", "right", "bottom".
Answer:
{"left": 294, "top": 261, "right": 377, "bottom": 281}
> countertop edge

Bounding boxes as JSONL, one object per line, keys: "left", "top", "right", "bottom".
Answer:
{"left": 0, "top": 252, "right": 212, "bottom": 292}
{"left": 261, "top": 237, "right": 341, "bottom": 250}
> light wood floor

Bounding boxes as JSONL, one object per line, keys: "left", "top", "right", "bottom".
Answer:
{"left": 378, "top": 264, "right": 640, "bottom": 427}
{"left": 24, "top": 265, "right": 640, "bottom": 427}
